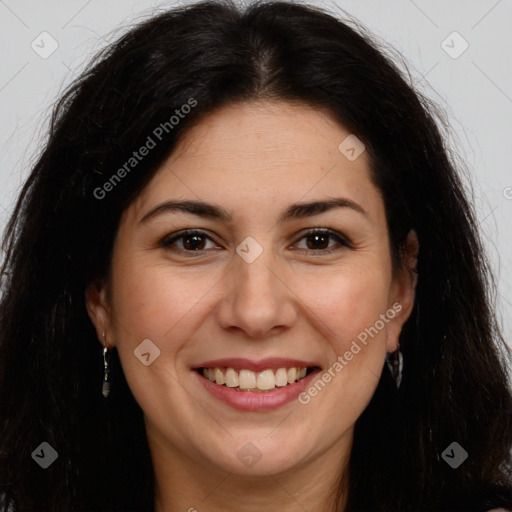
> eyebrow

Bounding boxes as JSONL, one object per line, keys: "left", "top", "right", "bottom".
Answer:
{"left": 139, "top": 197, "right": 367, "bottom": 224}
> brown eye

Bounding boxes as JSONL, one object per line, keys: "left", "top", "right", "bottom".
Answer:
{"left": 182, "top": 234, "right": 207, "bottom": 250}
{"left": 160, "top": 228, "right": 350, "bottom": 256}
{"left": 160, "top": 230, "right": 219, "bottom": 253}
{"left": 294, "top": 228, "right": 351, "bottom": 253}
{"left": 306, "top": 233, "right": 330, "bottom": 250}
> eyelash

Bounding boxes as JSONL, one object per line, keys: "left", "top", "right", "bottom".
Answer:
{"left": 159, "top": 228, "right": 352, "bottom": 256}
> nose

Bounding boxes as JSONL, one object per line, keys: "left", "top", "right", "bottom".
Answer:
{"left": 216, "top": 248, "right": 297, "bottom": 340}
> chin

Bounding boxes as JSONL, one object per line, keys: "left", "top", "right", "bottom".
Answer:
{"left": 202, "top": 433, "right": 312, "bottom": 477}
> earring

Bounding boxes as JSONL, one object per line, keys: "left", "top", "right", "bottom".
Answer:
{"left": 385, "top": 343, "right": 403, "bottom": 389}
{"left": 102, "top": 333, "right": 111, "bottom": 398}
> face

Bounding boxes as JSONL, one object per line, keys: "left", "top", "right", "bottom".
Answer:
{"left": 87, "top": 100, "right": 417, "bottom": 480}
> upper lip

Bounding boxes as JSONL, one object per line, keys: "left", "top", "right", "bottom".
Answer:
{"left": 192, "top": 357, "right": 319, "bottom": 372}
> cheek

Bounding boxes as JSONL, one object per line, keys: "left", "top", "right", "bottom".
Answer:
{"left": 107, "top": 257, "right": 224, "bottom": 416}
{"left": 292, "top": 261, "right": 393, "bottom": 412}
{"left": 109, "top": 256, "right": 222, "bottom": 351}
{"left": 293, "top": 268, "right": 393, "bottom": 431}
{"left": 295, "top": 262, "right": 392, "bottom": 348}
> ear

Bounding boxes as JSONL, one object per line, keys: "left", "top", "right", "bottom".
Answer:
{"left": 386, "top": 229, "right": 419, "bottom": 352}
{"left": 85, "top": 279, "right": 115, "bottom": 348}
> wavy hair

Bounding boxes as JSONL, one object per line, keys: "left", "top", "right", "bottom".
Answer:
{"left": 1, "top": 1, "right": 511, "bottom": 510}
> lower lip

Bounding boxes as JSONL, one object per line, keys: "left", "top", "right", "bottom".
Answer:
{"left": 195, "top": 368, "right": 321, "bottom": 411}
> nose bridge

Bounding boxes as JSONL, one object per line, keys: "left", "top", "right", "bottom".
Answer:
{"left": 235, "top": 242, "right": 282, "bottom": 311}
{"left": 216, "top": 238, "right": 296, "bottom": 337}
{"left": 237, "top": 250, "right": 278, "bottom": 300}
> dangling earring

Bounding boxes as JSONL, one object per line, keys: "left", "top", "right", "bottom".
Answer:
{"left": 102, "top": 332, "right": 111, "bottom": 398}
{"left": 386, "top": 342, "right": 403, "bottom": 389}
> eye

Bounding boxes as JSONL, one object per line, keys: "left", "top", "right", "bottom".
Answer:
{"left": 159, "top": 228, "right": 352, "bottom": 256}
{"left": 160, "top": 230, "right": 220, "bottom": 254}
{"left": 293, "top": 228, "right": 352, "bottom": 254}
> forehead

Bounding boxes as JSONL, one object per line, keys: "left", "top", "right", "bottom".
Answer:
{"left": 166, "top": 100, "right": 361, "bottom": 175}
{"left": 130, "top": 100, "right": 382, "bottom": 223}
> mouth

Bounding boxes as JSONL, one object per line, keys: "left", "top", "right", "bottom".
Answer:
{"left": 195, "top": 366, "right": 318, "bottom": 392}
{"left": 191, "top": 357, "right": 321, "bottom": 413}
{"left": 193, "top": 358, "right": 322, "bottom": 411}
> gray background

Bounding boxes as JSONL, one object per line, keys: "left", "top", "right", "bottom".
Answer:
{"left": 1, "top": 0, "right": 511, "bottom": 354}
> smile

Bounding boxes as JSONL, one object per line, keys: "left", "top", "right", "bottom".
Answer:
{"left": 198, "top": 366, "right": 313, "bottom": 392}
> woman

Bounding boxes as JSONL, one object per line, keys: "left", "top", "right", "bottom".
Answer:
{"left": 0, "top": 1, "right": 511, "bottom": 510}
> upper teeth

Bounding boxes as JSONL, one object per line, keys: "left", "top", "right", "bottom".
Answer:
{"left": 202, "top": 367, "right": 308, "bottom": 391}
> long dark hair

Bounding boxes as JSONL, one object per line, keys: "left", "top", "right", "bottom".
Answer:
{"left": 1, "top": 1, "right": 511, "bottom": 510}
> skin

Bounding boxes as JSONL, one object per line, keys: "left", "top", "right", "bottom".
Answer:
{"left": 86, "top": 100, "right": 418, "bottom": 512}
